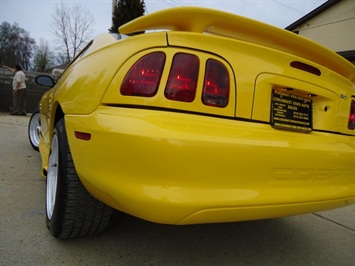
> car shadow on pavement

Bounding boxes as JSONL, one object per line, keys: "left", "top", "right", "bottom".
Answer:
{"left": 59, "top": 210, "right": 328, "bottom": 265}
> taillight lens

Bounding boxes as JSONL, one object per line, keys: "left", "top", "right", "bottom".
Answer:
{"left": 75, "top": 131, "right": 91, "bottom": 141}
{"left": 121, "top": 52, "right": 166, "bottom": 97}
{"left": 348, "top": 100, "right": 355, "bottom": 130}
{"left": 202, "top": 59, "right": 229, "bottom": 107}
{"left": 165, "top": 53, "right": 199, "bottom": 102}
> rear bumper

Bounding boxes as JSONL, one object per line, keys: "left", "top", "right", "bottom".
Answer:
{"left": 65, "top": 106, "right": 355, "bottom": 224}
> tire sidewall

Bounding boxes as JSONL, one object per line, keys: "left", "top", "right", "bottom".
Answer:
{"left": 44, "top": 118, "right": 112, "bottom": 238}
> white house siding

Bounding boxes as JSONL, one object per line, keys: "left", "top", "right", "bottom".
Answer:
{"left": 292, "top": 0, "right": 354, "bottom": 53}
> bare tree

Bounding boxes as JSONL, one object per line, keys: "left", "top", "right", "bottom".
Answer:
{"left": 33, "top": 39, "right": 55, "bottom": 72}
{"left": 50, "top": 2, "right": 94, "bottom": 63}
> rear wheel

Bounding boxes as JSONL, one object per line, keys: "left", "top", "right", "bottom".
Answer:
{"left": 46, "top": 118, "right": 113, "bottom": 238}
{"left": 28, "top": 110, "right": 40, "bottom": 151}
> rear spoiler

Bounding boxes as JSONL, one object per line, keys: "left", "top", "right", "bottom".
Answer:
{"left": 120, "top": 7, "right": 355, "bottom": 83}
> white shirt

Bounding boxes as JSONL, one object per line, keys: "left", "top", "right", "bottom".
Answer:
{"left": 12, "top": 70, "right": 26, "bottom": 90}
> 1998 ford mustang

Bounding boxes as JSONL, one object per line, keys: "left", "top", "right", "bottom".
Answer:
{"left": 28, "top": 7, "right": 355, "bottom": 238}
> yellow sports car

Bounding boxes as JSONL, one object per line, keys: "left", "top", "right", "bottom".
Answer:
{"left": 28, "top": 7, "right": 355, "bottom": 238}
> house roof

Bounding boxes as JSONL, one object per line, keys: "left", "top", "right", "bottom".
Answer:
{"left": 337, "top": 50, "right": 355, "bottom": 61}
{"left": 285, "top": 0, "right": 341, "bottom": 31}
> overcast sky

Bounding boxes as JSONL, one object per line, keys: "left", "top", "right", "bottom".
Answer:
{"left": 1, "top": 0, "right": 327, "bottom": 47}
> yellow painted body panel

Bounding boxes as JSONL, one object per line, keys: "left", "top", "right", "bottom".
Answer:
{"left": 64, "top": 107, "right": 355, "bottom": 224}
{"left": 55, "top": 33, "right": 168, "bottom": 115}
{"left": 102, "top": 47, "right": 236, "bottom": 117}
{"left": 37, "top": 7, "right": 355, "bottom": 225}
{"left": 253, "top": 74, "right": 355, "bottom": 135}
{"left": 165, "top": 31, "right": 355, "bottom": 130}
{"left": 120, "top": 7, "right": 355, "bottom": 82}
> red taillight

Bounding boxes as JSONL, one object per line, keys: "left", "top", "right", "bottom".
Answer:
{"left": 165, "top": 53, "right": 199, "bottom": 102}
{"left": 202, "top": 59, "right": 229, "bottom": 107}
{"left": 349, "top": 100, "right": 355, "bottom": 130}
{"left": 121, "top": 52, "right": 165, "bottom": 97}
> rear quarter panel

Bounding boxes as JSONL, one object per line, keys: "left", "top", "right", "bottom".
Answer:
{"left": 54, "top": 33, "right": 168, "bottom": 115}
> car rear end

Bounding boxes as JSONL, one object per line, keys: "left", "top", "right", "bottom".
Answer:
{"left": 64, "top": 7, "right": 355, "bottom": 224}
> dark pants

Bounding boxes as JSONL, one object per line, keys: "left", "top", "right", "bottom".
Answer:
{"left": 12, "top": 89, "right": 27, "bottom": 114}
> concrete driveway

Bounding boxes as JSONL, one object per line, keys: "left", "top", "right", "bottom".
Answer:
{"left": 0, "top": 113, "right": 354, "bottom": 266}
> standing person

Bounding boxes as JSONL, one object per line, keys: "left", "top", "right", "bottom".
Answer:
{"left": 1, "top": 64, "right": 27, "bottom": 115}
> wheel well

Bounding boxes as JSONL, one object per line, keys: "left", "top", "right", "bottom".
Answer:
{"left": 54, "top": 105, "right": 64, "bottom": 127}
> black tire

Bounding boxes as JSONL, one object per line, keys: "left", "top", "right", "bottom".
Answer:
{"left": 46, "top": 118, "right": 113, "bottom": 238}
{"left": 28, "top": 110, "right": 40, "bottom": 151}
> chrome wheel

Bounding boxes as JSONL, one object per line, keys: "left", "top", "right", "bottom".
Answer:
{"left": 46, "top": 134, "right": 59, "bottom": 220}
{"left": 28, "top": 111, "right": 41, "bottom": 151}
